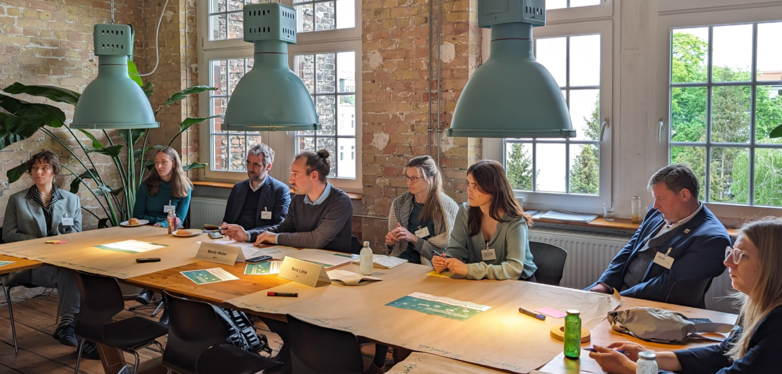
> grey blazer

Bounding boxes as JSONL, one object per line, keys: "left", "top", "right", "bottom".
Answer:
{"left": 3, "top": 188, "right": 83, "bottom": 243}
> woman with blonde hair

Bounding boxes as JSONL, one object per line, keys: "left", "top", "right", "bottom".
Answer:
{"left": 590, "top": 216, "right": 782, "bottom": 373}
{"left": 386, "top": 155, "right": 459, "bottom": 266}
{"left": 133, "top": 147, "right": 193, "bottom": 227}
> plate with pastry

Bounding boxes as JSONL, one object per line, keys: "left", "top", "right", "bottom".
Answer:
{"left": 120, "top": 218, "right": 149, "bottom": 227}
{"left": 172, "top": 229, "right": 203, "bottom": 237}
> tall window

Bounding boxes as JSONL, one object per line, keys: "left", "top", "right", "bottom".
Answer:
{"left": 504, "top": 34, "right": 602, "bottom": 195}
{"left": 669, "top": 22, "right": 782, "bottom": 207}
{"left": 208, "top": 0, "right": 259, "bottom": 41}
{"left": 546, "top": 0, "right": 602, "bottom": 10}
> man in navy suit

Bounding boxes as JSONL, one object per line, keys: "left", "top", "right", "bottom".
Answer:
{"left": 221, "top": 143, "right": 291, "bottom": 242}
{"left": 587, "top": 164, "right": 730, "bottom": 308}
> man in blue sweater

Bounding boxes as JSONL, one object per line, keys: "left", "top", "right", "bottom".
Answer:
{"left": 221, "top": 143, "right": 290, "bottom": 242}
{"left": 586, "top": 164, "right": 730, "bottom": 308}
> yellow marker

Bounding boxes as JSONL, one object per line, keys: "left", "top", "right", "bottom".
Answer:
{"left": 46, "top": 240, "right": 58, "bottom": 244}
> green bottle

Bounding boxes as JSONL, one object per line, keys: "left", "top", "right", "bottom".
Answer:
{"left": 564, "top": 309, "right": 581, "bottom": 359}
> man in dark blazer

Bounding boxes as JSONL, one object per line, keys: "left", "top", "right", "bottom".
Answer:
{"left": 587, "top": 164, "right": 730, "bottom": 308}
{"left": 220, "top": 143, "right": 290, "bottom": 242}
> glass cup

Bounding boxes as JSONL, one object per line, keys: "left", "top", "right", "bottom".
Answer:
{"left": 603, "top": 202, "right": 615, "bottom": 222}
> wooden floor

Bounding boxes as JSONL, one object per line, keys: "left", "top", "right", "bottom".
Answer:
{"left": 0, "top": 293, "right": 390, "bottom": 374}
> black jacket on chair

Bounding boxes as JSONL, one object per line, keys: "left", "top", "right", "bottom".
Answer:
{"left": 222, "top": 176, "right": 291, "bottom": 237}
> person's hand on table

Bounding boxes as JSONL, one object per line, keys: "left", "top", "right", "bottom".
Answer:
{"left": 589, "top": 283, "right": 611, "bottom": 293}
{"left": 589, "top": 345, "right": 636, "bottom": 374}
{"left": 254, "top": 231, "right": 278, "bottom": 246}
{"left": 395, "top": 226, "right": 418, "bottom": 243}
{"left": 445, "top": 257, "right": 468, "bottom": 276}
{"left": 385, "top": 224, "right": 401, "bottom": 246}
{"left": 221, "top": 223, "right": 249, "bottom": 242}
{"left": 432, "top": 255, "right": 448, "bottom": 272}
{"left": 606, "top": 342, "right": 645, "bottom": 362}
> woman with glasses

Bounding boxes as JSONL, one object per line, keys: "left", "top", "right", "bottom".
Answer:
{"left": 590, "top": 216, "right": 782, "bottom": 374}
{"left": 386, "top": 155, "right": 459, "bottom": 265}
{"left": 433, "top": 160, "right": 537, "bottom": 280}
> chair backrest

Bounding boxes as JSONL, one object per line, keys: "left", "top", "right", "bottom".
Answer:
{"left": 286, "top": 314, "right": 364, "bottom": 374}
{"left": 665, "top": 277, "right": 713, "bottom": 309}
{"left": 528, "top": 241, "right": 568, "bottom": 286}
{"left": 162, "top": 291, "right": 229, "bottom": 374}
{"left": 73, "top": 272, "right": 126, "bottom": 342}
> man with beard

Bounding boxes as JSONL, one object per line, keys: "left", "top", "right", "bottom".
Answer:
{"left": 220, "top": 143, "right": 291, "bottom": 242}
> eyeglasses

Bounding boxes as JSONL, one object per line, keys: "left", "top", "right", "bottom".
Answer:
{"left": 405, "top": 176, "right": 422, "bottom": 183}
{"left": 725, "top": 246, "right": 747, "bottom": 265}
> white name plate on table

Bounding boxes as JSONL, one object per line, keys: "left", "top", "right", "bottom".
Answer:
{"left": 278, "top": 256, "right": 330, "bottom": 287}
{"left": 196, "top": 242, "right": 247, "bottom": 266}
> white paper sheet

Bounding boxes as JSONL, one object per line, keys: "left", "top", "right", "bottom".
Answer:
{"left": 328, "top": 269, "right": 382, "bottom": 286}
{"left": 96, "top": 240, "right": 167, "bottom": 253}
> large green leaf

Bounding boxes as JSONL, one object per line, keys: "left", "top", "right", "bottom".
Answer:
{"left": 86, "top": 144, "right": 123, "bottom": 158}
{"left": 119, "top": 129, "right": 145, "bottom": 147}
{"left": 6, "top": 162, "right": 28, "bottom": 184}
{"left": 133, "top": 145, "right": 156, "bottom": 159}
{"left": 94, "top": 184, "right": 113, "bottom": 196}
{"left": 3, "top": 83, "right": 80, "bottom": 106}
{"left": 0, "top": 93, "right": 65, "bottom": 128}
{"left": 0, "top": 113, "right": 46, "bottom": 150}
{"left": 158, "top": 86, "right": 216, "bottom": 112}
{"left": 143, "top": 160, "right": 154, "bottom": 171}
{"left": 771, "top": 124, "right": 782, "bottom": 138}
{"left": 183, "top": 162, "right": 208, "bottom": 171}
{"left": 142, "top": 82, "right": 154, "bottom": 99}
{"left": 98, "top": 218, "right": 111, "bottom": 228}
{"left": 179, "top": 116, "right": 220, "bottom": 133}
{"left": 77, "top": 129, "right": 104, "bottom": 149}
{"left": 127, "top": 59, "right": 143, "bottom": 87}
{"left": 69, "top": 169, "right": 99, "bottom": 193}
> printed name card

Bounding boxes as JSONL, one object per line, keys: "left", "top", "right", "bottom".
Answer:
{"left": 196, "top": 242, "right": 247, "bottom": 266}
{"left": 278, "top": 256, "right": 330, "bottom": 287}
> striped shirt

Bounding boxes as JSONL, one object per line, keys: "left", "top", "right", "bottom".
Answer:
{"left": 26, "top": 184, "right": 63, "bottom": 237}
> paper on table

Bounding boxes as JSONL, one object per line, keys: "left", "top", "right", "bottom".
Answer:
{"left": 537, "top": 210, "right": 598, "bottom": 223}
{"left": 95, "top": 240, "right": 168, "bottom": 254}
{"left": 248, "top": 245, "right": 291, "bottom": 260}
{"left": 535, "top": 307, "right": 567, "bottom": 319}
{"left": 213, "top": 239, "right": 237, "bottom": 245}
{"left": 386, "top": 292, "right": 491, "bottom": 321}
{"left": 181, "top": 267, "right": 239, "bottom": 285}
{"left": 328, "top": 269, "right": 382, "bottom": 286}
{"left": 292, "top": 249, "right": 352, "bottom": 268}
{"left": 244, "top": 261, "right": 283, "bottom": 275}
{"left": 0, "top": 261, "right": 16, "bottom": 268}
{"left": 372, "top": 255, "right": 407, "bottom": 269}
{"left": 386, "top": 352, "right": 507, "bottom": 374}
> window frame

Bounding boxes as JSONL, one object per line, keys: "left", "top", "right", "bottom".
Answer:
{"left": 197, "top": 0, "right": 362, "bottom": 192}
{"left": 655, "top": 4, "right": 782, "bottom": 221}
{"left": 484, "top": 19, "right": 614, "bottom": 215}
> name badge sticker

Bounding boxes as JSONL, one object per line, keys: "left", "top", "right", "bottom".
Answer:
{"left": 653, "top": 252, "right": 675, "bottom": 269}
{"left": 163, "top": 205, "right": 176, "bottom": 213}
{"left": 261, "top": 207, "right": 272, "bottom": 220}
{"left": 415, "top": 226, "right": 430, "bottom": 238}
{"left": 481, "top": 248, "right": 497, "bottom": 261}
{"left": 62, "top": 213, "right": 74, "bottom": 226}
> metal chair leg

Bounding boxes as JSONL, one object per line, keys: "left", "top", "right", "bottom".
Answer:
{"left": 151, "top": 301, "right": 164, "bottom": 317}
{"left": 2, "top": 284, "right": 18, "bottom": 354}
{"left": 73, "top": 338, "right": 85, "bottom": 374}
{"left": 131, "top": 350, "right": 140, "bottom": 374}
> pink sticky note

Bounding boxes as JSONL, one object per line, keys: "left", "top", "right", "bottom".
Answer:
{"left": 536, "top": 307, "right": 567, "bottom": 319}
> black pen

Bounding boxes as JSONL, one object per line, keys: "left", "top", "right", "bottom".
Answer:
{"left": 518, "top": 307, "right": 546, "bottom": 321}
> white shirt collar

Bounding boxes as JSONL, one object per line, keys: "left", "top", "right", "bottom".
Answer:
{"left": 663, "top": 202, "right": 703, "bottom": 230}
{"left": 249, "top": 174, "right": 268, "bottom": 192}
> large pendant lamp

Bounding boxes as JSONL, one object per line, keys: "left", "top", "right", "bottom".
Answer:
{"left": 448, "top": 0, "right": 575, "bottom": 138}
{"left": 71, "top": 24, "right": 159, "bottom": 130}
{"left": 223, "top": 3, "right": 320, "bottom": 132}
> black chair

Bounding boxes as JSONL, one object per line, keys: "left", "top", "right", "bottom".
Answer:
{"left": 72, "top": 272, "right": 168, "bottom": 374}
{"left": 163, "top": 291, "right": 279, "bottom": 374}
{"left": 528, "top": 241, "right": 568, "bottom": 286}
{"left": 286, "top": 314, "right": 365, "bottom": 374}
{"left": 665, "top": 277, "right": 714, "bottom": 309}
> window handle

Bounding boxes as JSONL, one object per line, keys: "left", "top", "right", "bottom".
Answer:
{"left": 658, "top": 119, "right": 665, "bottom": 142}
{"left": 599, "top": 119, "right": 609, "bottom": 142}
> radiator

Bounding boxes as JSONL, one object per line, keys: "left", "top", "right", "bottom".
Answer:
{"left": 190, "top": 197, "right": 228, "bottom": 229}
{"left": 529, "top": 229, "right": 736, "bottom": 313}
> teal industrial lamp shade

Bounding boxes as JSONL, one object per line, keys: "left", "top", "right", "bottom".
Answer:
{"left": 448, "top": 0, "right": 575, "bottom": 138}
{"left": 71, "top": 24, "right": 159, "bottom": 130}
{"left": 223, "top": 3, "right": 320, "bottom": 132}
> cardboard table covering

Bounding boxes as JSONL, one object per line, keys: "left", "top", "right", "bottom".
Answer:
{"left": 228, "top": 263, "right": 621, "bottom": 373}
{"left": 0, "top": 226, "right": 202, "bottom": 279}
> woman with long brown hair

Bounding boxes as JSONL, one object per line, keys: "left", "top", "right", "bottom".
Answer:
{"left": 432, "top": 160, "right": 537, "bottom": 280}
{"left": 132, "top": 147, "right": 193, "bottom": 227}
{"left": 590, "top": 216, "right": 782, "bottom": 373}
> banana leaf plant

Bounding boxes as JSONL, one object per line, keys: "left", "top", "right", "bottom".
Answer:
{"left": 0, "top": 62, "right": 216, "bottom": 228}
{"left": 771, "top": 124, "right": 782, "bottom": 138}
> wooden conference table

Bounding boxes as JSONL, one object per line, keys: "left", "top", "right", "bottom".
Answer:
{"left": 0, "top": 227, "right": 737, "bottom": 373}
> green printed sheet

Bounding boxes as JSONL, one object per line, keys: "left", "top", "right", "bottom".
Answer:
{"left": 181, "top": 267, "right": 239, "bottom": 285}
{"left": 244, "top": 261, "right": 282, "bottom": 275}
{"left": 0, "top": 261, "right": 16, "bottom": 268}
{"left": 386, "top": 292, "right": 491, "bottom": 321}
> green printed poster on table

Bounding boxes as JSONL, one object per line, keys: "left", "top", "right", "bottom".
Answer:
{"left": 386, "top": 292, "right": 491, "bottom": 321}
{"left": 181, "top": 268, "right": 239, "bottom": 285}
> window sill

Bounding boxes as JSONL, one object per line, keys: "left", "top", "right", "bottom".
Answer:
{"left": 191, "top": 180, "right": 363, "bottom": 201}
{"left": 532, "top": 216, "right": 739, "bottom": 237}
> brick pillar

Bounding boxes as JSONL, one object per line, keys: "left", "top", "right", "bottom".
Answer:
{"left": 361, "top": 0, "right": 482, "bottom": 251}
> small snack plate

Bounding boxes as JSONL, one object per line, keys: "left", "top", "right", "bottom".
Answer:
{"left": 172, "top": 229, "right": 203, "bottom": 238}
{"left": 120, "top": 219, "right": 149, "bottom": 227}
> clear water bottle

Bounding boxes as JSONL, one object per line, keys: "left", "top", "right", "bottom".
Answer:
{"left": 167, "top": 210, "right": 176, "bottom": 235}
{"left": 564, "top": 309, "right": 581, "bottom": 359}
{"left": 360, "top": 241, "right": 373, "bottom": 276}
{"left": 636, "top": 351, "right": 658, "bottom": 374}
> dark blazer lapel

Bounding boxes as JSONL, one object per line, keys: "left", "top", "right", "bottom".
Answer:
{"left": 255, "top": 176, "right": 273, "bottom": 223}
{"left": 649, "top": 207, "right": 708, "bottom": 258}
{"left": 233, "top": 180, "right": 249, "bottom": 223}
{"left": 25, "top": 197, "right": 47, "bottom": 237}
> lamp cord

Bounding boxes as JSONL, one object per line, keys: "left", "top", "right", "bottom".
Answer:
{"left": 138, "top": 0, "right": 170, "bottom": 77}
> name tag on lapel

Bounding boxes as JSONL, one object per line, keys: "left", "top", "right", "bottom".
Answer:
{"left": 653, "top": 252, "right": 675, "bottom": 269}
{"left": 481, "top": 248, "right": 497, "bottom": 261}
{"left": 163, "top": 205, "right": 176, "bottom": 213}
{"left": 62, "top": 218, "right": 74, "bottom": 226}
{"left": 415, "top": 227, "right": 430, "bottom": 238}
{"left": 261, "top": 210, "right": 272, "bottom": 220}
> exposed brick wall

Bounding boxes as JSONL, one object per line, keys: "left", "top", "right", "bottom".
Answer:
{"left": 360, "top": 0, "right": 482, "bottom": 251}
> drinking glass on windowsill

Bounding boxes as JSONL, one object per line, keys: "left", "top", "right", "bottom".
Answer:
{"left": 603, "top": 202, "right": 615, "bottom": 222}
